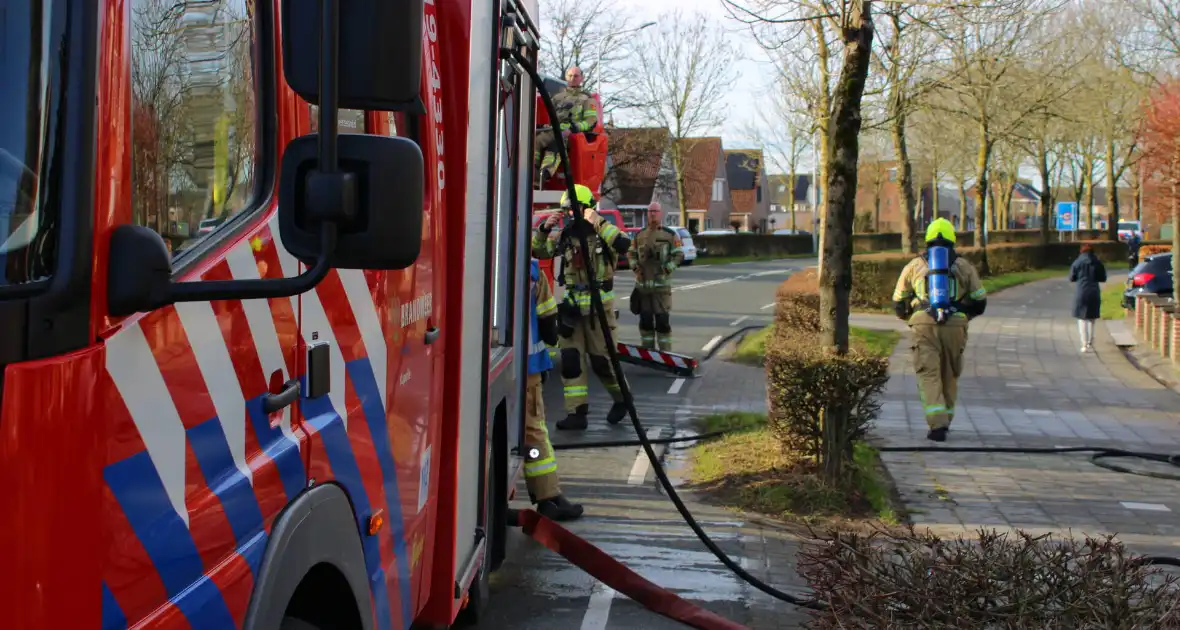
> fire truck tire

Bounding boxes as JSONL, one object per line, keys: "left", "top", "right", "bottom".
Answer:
{"left": 280, "top": 618, "right": 322, "bottom": 630}
{"left": 243, "top": 484, "right": 373, "bottom": 630}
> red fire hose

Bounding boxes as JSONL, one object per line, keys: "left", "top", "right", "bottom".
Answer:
{"left": 516, "top": 509, "right": 752, "bottom": 630}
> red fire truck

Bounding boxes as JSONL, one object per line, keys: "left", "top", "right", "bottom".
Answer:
{"left": 0, "top": 0, "right": 562, "bottom": 628}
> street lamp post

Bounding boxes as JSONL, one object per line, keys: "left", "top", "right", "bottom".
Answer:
{"left": 595, "top": 21, "right": 656, "bottom": 100}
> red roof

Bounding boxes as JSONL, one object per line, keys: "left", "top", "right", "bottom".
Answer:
{"left": 675, "top": 137, "right": 723, "bottom": 211}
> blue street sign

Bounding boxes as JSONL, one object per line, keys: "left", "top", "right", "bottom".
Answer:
{"left": 1055, "top": 201, "right": 1078, "bottom": 231}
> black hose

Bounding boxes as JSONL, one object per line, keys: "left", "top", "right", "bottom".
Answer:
{"left": 557, "top": 433, "right": 1180, "bottom": 483}
{"left": 513, "top": 50, "right": 826, "bottom": 611}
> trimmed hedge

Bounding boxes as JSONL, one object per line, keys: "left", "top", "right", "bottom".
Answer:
{"left": 766, "top": 268, "right": 889, "bottom": 482}
{"left": 851, "top": 241, "right": 1127, "bottom": 311}
{"left": 800, "top": 526, "right": 1180, "bottom": 628}
{"left": 693, "top": 233, "right": 813, "bottom": 258}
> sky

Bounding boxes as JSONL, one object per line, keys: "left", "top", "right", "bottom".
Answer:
{"left": 590, "top": 0, "right": 774, "bottom": 150}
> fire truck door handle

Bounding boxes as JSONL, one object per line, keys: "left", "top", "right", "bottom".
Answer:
{"left": 424, "top": 327, "right": 440, "bottom": 345}
{"left": 263, "top": 379, "right": 301, "bottom": 413}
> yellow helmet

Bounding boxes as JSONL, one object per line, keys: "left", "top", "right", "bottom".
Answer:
{"left": 925, "top": 218, "right": 956, "bottom": 244}
{"left": 560, "top": 184, "right": 595, "bottom": 208}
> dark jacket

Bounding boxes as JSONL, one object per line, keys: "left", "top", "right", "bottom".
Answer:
{"left": 1070, "top": 252, "right": 1107, "bottom": 320}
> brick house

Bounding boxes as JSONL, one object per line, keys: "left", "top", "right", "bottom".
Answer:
{"left": 766, "top": 173, "right": 819, "bottom": 233}
{"left": 673, "top": 137, "right": 731, "bottom": 233}
{"left": 598, "top": 126, "right": 678, "bottom": 227}
{"left": 724, "top": 149, "right": 771, "bottom": 232}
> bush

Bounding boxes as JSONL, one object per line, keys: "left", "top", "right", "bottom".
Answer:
{"left": 693, "top": 233, "right": 814, "bottom": 258}
{"left": 1141, "top": 244, "right": 1172, "bottom": 257}
{"left": 765, "top": 327, "right": 889, "bottom": 482}
{"left": 776, "top": 269, "right": 821, "bottom": 332}
{"left": 799, "top": 526, "right": 1180, "bottom": 629}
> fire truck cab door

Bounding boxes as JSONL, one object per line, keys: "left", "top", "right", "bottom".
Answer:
{"left": 96, "top": 5, "right": 314, "bottom": 626}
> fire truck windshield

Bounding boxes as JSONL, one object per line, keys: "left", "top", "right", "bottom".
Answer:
{"left": 0, "top": 0, "right": 59, "bottom": 287}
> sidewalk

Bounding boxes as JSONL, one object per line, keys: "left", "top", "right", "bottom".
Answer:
{"left": 877, "top": 277, "right": 1180, "bottom": 559}
{"left": 676, "top": 359, "right": 814, "bottom": 629}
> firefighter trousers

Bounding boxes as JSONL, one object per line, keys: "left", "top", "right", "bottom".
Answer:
{"left": 559, "top": 303, "right": 626, "bottom": 413}
{"left": 911, "top": 318, "right": 968, "bottom": 430}
{"left": 523, "top": 372, "right": 560, "bottom": 501}
{"left": 635, "top": 290, "right": 673, "bottom": 351}
{"left": 534, "top": 129, "right": 562, "bottom": 176}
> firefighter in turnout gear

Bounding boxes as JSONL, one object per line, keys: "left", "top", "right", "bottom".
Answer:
{"left": 520, "top": 258, "right": 585, "bottom": 521}
{"left": 892, "top": 218, "right": 987, "bottom": 442}
{"left": 534, "top": 66, "right": 599, "bottom": 183}
{"left": 532, "top": 184, "right": 632, "bottom": 431}
{"left": 627, "top": 202, "right": 683, "bottom": 350}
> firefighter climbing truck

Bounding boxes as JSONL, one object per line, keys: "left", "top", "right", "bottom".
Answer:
{"left": 0, "top": 0, "right": 555, "bottom": 628}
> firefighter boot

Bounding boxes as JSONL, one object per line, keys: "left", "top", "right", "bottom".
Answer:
{"left": 537, "top": 494, "right": 585, "bottom": 521}
{"left": 606, "top": 401, "right": 628, "bottom": 425}
{"left": 557, "top": 404, "right": 589, "bottom": 431}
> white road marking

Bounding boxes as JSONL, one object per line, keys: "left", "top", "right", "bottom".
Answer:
{"left": 1121, "top": 502, "right": 1171, "bottom": 512}
{"left": 627, "top": 428, "right": 663, "bottom": 485}
{"left": 702, "top": 335, "right": 724, "bottom": 353}
{"left": 730, "top": 315, "right": 749, "bottom": 326}
{"left": 760, "top": 303, "right": 775, "bottom": 310}
{"left": 581, "top": 582, "right": 617, "bottom": 630}
{"left": 668, "top": 378, "right": 685, "bottom": 395}
{"left": 1006, "top": 382, "right": 1033, "bottom": 388}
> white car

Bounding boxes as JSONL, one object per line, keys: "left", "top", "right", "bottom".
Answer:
{"left": 675, "top": 227, "right": 698, "bottom": 265}
{"left": 1117, "top": 220, "right": 1144, "bottom": 242}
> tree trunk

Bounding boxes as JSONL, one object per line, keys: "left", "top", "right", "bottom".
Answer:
{"left": 1038, "top": 147, "right": 1052, "bottom": 243}
{"left": 973, "top": 122, "right": 992, "bottom": 273}
{"left": 958, "top": 181, "right": 968, "bottom": 231}
{"left": 1172, "top": 156, "right": 1178, "bottom": 282}
{"left": 815, "top": 20, "right": 832, "bottom": 282}
{"left": 672, "top": 144, "right": 689, "bottom": 230}
{"left": 789, "top": 170, "right": 798, "bottom": 232}
{"left": 1083, "top": 155, "right": 1094, "bottom": 229}
{"left": 890, "top": 94, "right": 915, "bottom": 254}
{"left": 819, "top": 0, "right": 873, "bottom": 356}
{"left": 1131, "top": 161, "right": 1142, "bottom": 223}
{"left": 1105, "top": 140, "right": 1119, "bottom": 240}
{"left": 931, "top": 168, "right": 940, "bottom": 219}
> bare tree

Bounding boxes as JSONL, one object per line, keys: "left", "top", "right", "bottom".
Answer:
{"left": 628, "top": 11, "right": 738, "bottom": 229}
{"left": 931, "top": 2, "right": 1077, "bottom": 270}
{"left": 747, "top": 76, "right": 813, "bottom": 233}
{"left": 872, "top": 1, "right": 948, "bottom": 253}
{"left": 725, "top": 0, "right": 875, "bottom": 355}
{"left": 538, "top": 0, "right": 650, "bottom": 115}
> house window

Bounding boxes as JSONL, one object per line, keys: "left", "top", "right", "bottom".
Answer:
{"left": 756, "top": 186, "right": 762, "bottom": 203}
{"left": 888, "top": 168, "right": 897, "bottom": 182}
{"left": 705, "top": 218, "right": 713, "bottom": 229}
{"left": 712, "top": 178, "right": 725, "bottom": 202}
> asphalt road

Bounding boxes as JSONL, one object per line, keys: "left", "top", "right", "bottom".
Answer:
{"left": 470, "top": 257, "right": 817, "bottom": 630}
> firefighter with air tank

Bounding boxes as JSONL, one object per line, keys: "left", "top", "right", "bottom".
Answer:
{"left": 627, "top": 201, "right": 683, "bottom": 351}
{"left": 891, "top": 218, "right": 987, "bottom": 442}
{"left": 532, "top": 184, "right": 632, "bottom": 431}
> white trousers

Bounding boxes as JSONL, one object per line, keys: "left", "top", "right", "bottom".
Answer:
{"left": 1077, "top": 319, "right": 1095, "bottom": 346}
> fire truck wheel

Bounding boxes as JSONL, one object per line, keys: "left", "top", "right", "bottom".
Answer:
{"left": 279, "top": 617, "right": 322, "bottom": 630}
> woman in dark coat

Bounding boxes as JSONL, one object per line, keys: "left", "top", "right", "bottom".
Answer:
{"left": 1070, "top": 244, "right": 1107, "bottom": 353}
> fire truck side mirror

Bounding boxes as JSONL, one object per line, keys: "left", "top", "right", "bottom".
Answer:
{"left": 281, "top": 0, "right": 425, "bottom": 113}
{"left": 278, "top": 133, "right": 424, "bottom": 270}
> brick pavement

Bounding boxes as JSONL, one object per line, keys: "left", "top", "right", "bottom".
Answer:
{"left": 675, "top": 358, "right": 816, "bottom": 629}
{"left": 877, "top": 278, "right": 1180, "bottom": 560}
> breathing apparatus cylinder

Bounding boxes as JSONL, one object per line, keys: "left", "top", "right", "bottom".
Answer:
{"left": 927, "top": 245, "right": 952, "bottom": 323}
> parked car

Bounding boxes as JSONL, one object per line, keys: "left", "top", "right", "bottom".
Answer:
{"left": 1117, "top": 220, "right": 1144, "bottom": 242}
{"left": 675, "top": 227, "right": 698, "bottom": 265}
{"left": 1123, "top": 252, "right": 1173, "bottom": 309}
{"left": 695, "top": 228, "right": 736, "bottom": 236}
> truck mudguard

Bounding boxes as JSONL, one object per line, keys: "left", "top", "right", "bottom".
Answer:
{"left": 243, "top": 484, "right": 374, "bottom": 630}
